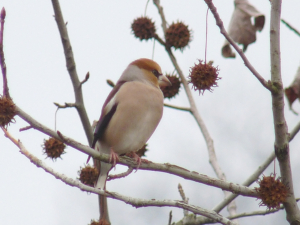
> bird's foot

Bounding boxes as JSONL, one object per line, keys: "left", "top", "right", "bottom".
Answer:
{"left": 126, "top": 151, "right": 142, "bottom": 171}
{"left": 141, "top": 158, "right": 151, "bottom": 164}
{"left": 109, "top": 147, "right": 119, "bottom": 170}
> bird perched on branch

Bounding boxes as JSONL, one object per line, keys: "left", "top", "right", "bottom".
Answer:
{"left": 91, "top": 58, "right": 171, "bottom": 190}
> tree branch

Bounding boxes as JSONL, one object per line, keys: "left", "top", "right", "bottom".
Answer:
{"left": 164, "top": 103, "right": 191, "bottom": 112}
{"left": 107, "top": 167, "right": 134, "bottom": 181}
{"left": 1, "top": 129, "right": 237, "bottom": 225}
{"left": 51, "top": 0, "right": 93, "bottom": 146}
{"left": 203, "top": 0, "right": 273, "bottom": 92}
{"left": 281, "top": 19, "right": 300, "bottom": 37}
{"left": 227, "top": 201, "right": 299, "bottom": 220}
{"left": 80, "top": 72, "right": 90, "bottom": 86}
{"left": 153, "top": 0, "right": 238, "bottom": 219}
{"left": 174, "top": 119, "right": 300, "bottom": 225}
{"left": 178, "top": 183, "right": 188, "bottom": 217}
{"left": 270, "top": 1, "right": 300, "bottom": 224}
{"left": 50, "top": 1, "right": 103, "bottom": 220}
{"left": 15, "top": 105, "right": 258, "bottom": 198}
{"left": 54, "top": 102, "right": 77, "bottom": 109}
{"left": 289, "top": 120, "right": 300, "bottom": 142}
{"left": 0, "top": 7, "right": 9, "bottom": 98}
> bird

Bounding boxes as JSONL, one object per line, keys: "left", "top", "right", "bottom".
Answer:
{"left": 91, "top": 58, "right": 171, "bottom": 190}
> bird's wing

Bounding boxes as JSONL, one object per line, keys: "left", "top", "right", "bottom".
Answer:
{"left": 91, "top": 81, "right": 126, "bottom": 148}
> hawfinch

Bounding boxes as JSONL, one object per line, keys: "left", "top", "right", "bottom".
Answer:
{"left": 92, "top": 58, "right": 171, "bottom": 190}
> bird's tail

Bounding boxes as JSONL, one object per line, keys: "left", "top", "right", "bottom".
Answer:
{"left": 95, "top": 162, "right": 112, "bottom": 190}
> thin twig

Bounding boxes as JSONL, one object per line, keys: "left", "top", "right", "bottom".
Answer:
{"left": 1, "top": 129, "right": 237, "bottom": 225}
{"left": 144, "top": 0, "right": 150, "bottom": 16}
{"left": 152, "top": 39, "right": 156, "bottom": 60}
{"left": 185, "top": 199, "right": 300, "bottom": 224}
{"left": 203, "top": 0, "right": 273, "bottom": 93}
{"left": 289, "top": 120, "right": 300, "bottom": 141}
{"left": 51, "top": 0, "right": 93, "bottom": 146}
{"left": 154, "top": 34, "right": 166, "bottom": 46}
{"left": 153, "top": 0, "right": 238, "bottom": 219}
{"left": 228, "top": 198, "right": 300, "bottom": 220}
{"left": 19, "top": 126, "right": 33, "bottom": 132}
{"left": 107, "top": 167, "right": 134, "bottom": 181}
{"left": 168, "top": 211, "right": 173, "bottom": 225}
{"left": 14, "top": 105, "right": 258, "bottom": 198}
{"left": 178, "top": 183, "right": 188, "bottom": 216}
{"left": 281, "top": 19, "right": 300, "bottom": 37}
{"left": 164, "top": 103, "right": 191, "bottom": 112}
{"left": 0, "top": 7, "right": 9, "bottom": 98}
{"left": 80, "top": 72, "right": 90, "bottom": 86}
{"left": 205, "top": 7, "right": 209, "bottom": 64}
{"left": 178, "top": 183, "right": 187, "bottom": 202}
{"left": 180, "top": 120, "right": 300, "bottom": 225}
{"left": 54, "top": 102, "right": 77, "bottom": 108}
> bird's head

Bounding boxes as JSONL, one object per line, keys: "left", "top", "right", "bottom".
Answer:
{"left": 120, "top": 58, "right": 171, "bottom": 88}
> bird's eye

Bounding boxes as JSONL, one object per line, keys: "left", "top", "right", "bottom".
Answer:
{"left": 152, "top": 69, "right": 160, "bottom": 78}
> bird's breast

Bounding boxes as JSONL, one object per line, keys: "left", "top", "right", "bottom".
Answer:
{"left": 102, "top": 81, "right": 164, "bottom": 155}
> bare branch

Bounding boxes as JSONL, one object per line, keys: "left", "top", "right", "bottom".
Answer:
{"left": 107, "top": 167, "right": 134, "bottom": 181}
{"left": 180, "top": 118, "right": 300, "bottom": 225}
{"left": 168, "top": 211, "right": 173, "bottom": 225}
{"left": 1, "top": 130, "right": 237, "bottom": 225}
{"left": 164, "top": 103, "right": 191, "bottom": 112}
{"left": 154, "top": 33, "right": 166, "bottom": 46}
{"left": 228, "top": 205, "right": 284, "bottom": 220}
{"left": 144, "top": 0, "right": 150, "bottom": 16}
{"left": 0, "top": 7, "right": 10, "bottom": 98}
{"left": 153, "top": 0, "right": 238, "bottom": 219}
{"left": 54, "top": 102, "right": 77, "bottom": 109}
{"left": 51, "top": 0, "right": 93, "bottom": 146}
{"left": 2, "top": 127, "right": 18, "bottom": 145}
{"left": 289, "top": 120, "right": 300, "bottom": 142}
{"left": 178, "top": 183, "right": 187, "bottom": 202}
{"left": 281, "top": 19, "right": 300, "bottom": 37}
{"left": 229, "top": 198, "right": 300, "bottom": 220}
{"left": 80, "top": 72, "right": 90, "bottom": 86}
{"left": 270, "top": 0, "right": 300, "bottom": 223}
{"left": 15, "top": 105, "right": 258, "bottom": 197}
{"left": 178, "top": 183, "right": 188, "bottom": 217}
{"left": 203, "top": 0, "right": 273, "bottom": 92}
{"left": 19, "top": 126, "right": 33, "bottom": 132}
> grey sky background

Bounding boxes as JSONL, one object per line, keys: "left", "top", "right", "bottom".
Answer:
{"left": 1, "top": 1, "right": 300, "bottom": 224}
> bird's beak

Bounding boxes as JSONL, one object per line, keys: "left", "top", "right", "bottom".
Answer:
{"left": 159, "top": 75, "right": 172, "bottom": 87}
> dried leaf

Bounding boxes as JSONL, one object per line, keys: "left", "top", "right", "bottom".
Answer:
{"left": 285, "top": 66, "right": 300, "bottom": 114}
{"left": 222, "top": 0, "right": 265, "bottom": 58}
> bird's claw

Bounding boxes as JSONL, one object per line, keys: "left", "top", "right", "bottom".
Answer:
{"left": 126, "top": 151, "right": 142, "bottom": 171}
{"left": 109, "top": 147, "right": 119, "bottom": 170}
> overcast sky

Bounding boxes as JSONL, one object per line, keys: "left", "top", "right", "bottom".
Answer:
{"left": 1, "top": 1, "right": 300, "bottom": 225}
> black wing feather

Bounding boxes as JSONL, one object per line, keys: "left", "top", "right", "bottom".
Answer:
{"left": 91, "top": 103, "right": 118, "bottom": 148}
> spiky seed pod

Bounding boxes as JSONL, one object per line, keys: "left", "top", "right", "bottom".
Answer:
{"left": 78, "top": 165, "right": 99, "bottom": 187}
{"left": 42, "top": 137, "right": 66, "bottom": 160}
{"left": 166, "top": 22, "right": 191, "bottom": 50}
{"left": 160, "top": 74, "right": 181, "bottom": 99}
{"left": 0, "top": 96, "right": 16, "bottom": 128}
{"left": 131, "top": 17, "right": 156, "bottom": 41}
{"left": 255, "top": 174, "right": 289, "bottom": 210}
{"left": 188, "top": 60, "right": 220, "bottom": 94}
{"left": 136, "top": 144, "right": 148, "bottom": 157}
